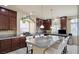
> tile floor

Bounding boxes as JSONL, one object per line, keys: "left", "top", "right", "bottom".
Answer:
{"left": 7, "top": 45, "right": 78, "bottom": 54}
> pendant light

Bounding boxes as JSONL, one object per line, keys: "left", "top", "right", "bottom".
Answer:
{"left": 50, "top": 8, "right": 53, "bottom": 29}
{"left": 40, "top": 19, "right": 44, "bottom": 28}
{"left": 40, "top": 5, "right": 44, "bottom": 29}
{"left": 40, "top": 24, "right": 44, "bottom": 28}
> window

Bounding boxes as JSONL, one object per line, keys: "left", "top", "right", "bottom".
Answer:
{"left": 20, "top": 19, "right": 30, "bottom": 33}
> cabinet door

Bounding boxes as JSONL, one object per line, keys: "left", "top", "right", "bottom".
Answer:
{"left": 0, "top": 7, "right": 17, "bottom": 31}
{"left": 43, "top": 20, "right": 51, "bottom": 30}
{"left": 19, "top": 37, "right": 26, "bottom": 48}
{"left": 60, "top": 16, "right": 67, "bottom": 29}
{"left": 9, "top": 17, "right": 17, "bottom": 30}
{"left": 0, "top": 14, "right": 9, "bottom": 30}
{"left": 11, "top": 37, "right": 26, "bottom": 51}
{"left": 0, "top": 7, "right": 9, "bottom": 15}
{"left": 11, "top": 38, "right": 20, "bottom": 51}
{"left": 8, "top": 10, "right": 17, "bottom": 18}
{"left": 61, "top": 19, "right": 67, "bottom": 29}
{"left": 0, "top": 39, "right": 11, "bottom": 53}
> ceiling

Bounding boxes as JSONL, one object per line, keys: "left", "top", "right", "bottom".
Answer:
{"left": 0, "top": 5, "right": 77, "bottom": 19}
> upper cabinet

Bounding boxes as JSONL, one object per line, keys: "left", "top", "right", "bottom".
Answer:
{"left": 8, "top": 10, "right": 17, "bottom": 18}
{"left": 9, "top": 16, "right": 17, "bottom": 30}
{"left": 43, "top": 19, "right": 51, "bottom": 30}
{"left": 0, "top": 7, "right": 9, "bottom": 15}
{"left": 0, "top": 14, "right": 9, "bottom": 30}
{"left": 36, "top": 18, "right": 52, "bottom": 30}
{"left": 60, "top": 16, "right": 67, "bottom": 30}
{"left": 0, "top": 7, "right": 17, "bottom": 31}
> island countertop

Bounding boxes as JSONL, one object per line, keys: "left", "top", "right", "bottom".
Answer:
{"left": 26, "top": 36, "right": 64, "bottom": 48}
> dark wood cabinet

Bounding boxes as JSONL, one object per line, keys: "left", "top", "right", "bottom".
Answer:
{"left": 9, "top": 17, "right": 17, "bottom": 30}
{"left": 43, "top": 19, "right": 51, "bottom": 30}
{"left": 0, "top": 14, "right": 9, "bottom": 30}
{"left": 0, "top": 7, "right": 17, "bottom": 31}
{"left": 0, "top": 39, "right": 12, "bottom": 53}
{"left": 60, "top": 16, "right": 67, "bottom": 29}
{"left": 11, "top": 38, "right": 20, "bottom": 50}
{"left": 36, "top": 18, "right": 51, "bottom": 30}
{"left": 11, "top": 37, "right": 26, "bottom": 51}
{"left": 0, "top": 37, "right": 26, "bottom": 54}
{"left": 8, "top": 10, "right": 17, "bottom": 18}
{"left": 19, "top": 37, "right": 26, "bottom": 48}
{"left": 0, "top": 7, "right": 9, "bottom": 15}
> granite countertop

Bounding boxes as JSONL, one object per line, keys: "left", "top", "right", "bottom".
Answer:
{"left": 0, "top": 35, "right": 26, "bottom": 40}
{"left": 26, "top": 36, "right": 61, "bottom": 48}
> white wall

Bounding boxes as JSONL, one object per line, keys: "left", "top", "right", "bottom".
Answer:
{"left": 29, "top": 20, "right": 36, "bottom": 34}
{"left": 17, "top": 12, "right": 21, "bottom": 35}
{"left": 67, "top": 18, "right": 71, "bottom": 34}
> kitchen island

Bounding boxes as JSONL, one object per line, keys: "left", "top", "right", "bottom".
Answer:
{"left": 26, "top": 35, "right": 65, "bottom": 54}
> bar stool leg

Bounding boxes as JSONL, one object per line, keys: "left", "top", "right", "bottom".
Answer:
{"left": 31, "top": 49, "right": 33, "bottom": 54}
{"left": 26, "top": 47, "right": 28, "bottom": 54}
{"left": 63, "top": 46, "right": 67, "bottom": 54}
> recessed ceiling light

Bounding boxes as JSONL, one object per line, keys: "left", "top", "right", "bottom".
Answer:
{"left": 4, "top": 5, "right": 8, "bottom": 6}
{"left": 1, "top": 9, "right": 6, "bottom": 12}
{"left": 30, "top": 12, "right": 33, "bottom": 15}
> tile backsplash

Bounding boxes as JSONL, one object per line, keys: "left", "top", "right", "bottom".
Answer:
{"left": 0, "top": 30, "right": 16, "bottom": 37}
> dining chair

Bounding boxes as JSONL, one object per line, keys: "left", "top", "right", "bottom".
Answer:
{"left": 43, "top": 36, "right": 70, "bottom": 54}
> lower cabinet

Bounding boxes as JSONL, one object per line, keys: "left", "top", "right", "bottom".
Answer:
{"left": 19, "top": 37, "right": 26, "bottom": 48}
{"left": 11, "top": 38, "right": 20, "bottom": 51}
{"left": 0, "top": 39, "right": 12, "bottom": 54}
{"left": 11, "top": 37, "right": 26, "bottom": 51}
{"left": 0, "top": 37, "right": 26, "bottom": 54}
